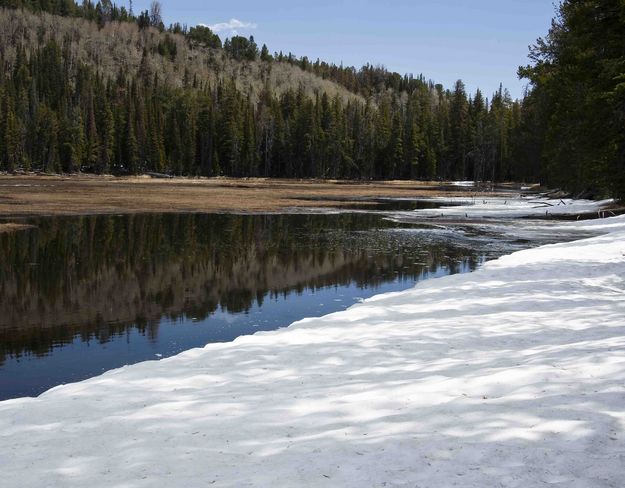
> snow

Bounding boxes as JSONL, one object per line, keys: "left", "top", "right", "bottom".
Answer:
{"left": 392, "top": 196, "right": 614, "bottom": 219}
{"left": 450, "top": 180, "right": 476, "bottom": 187}
{"left": 1, "top": 212, "right": 625, "bottom": 487}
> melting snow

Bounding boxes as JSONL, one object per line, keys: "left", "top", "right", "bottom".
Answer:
{"left": 391, "top": 196, "right": 614, "bottom": 219}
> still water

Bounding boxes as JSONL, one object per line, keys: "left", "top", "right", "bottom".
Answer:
{"left": 0, "top": 212, "right": 503, "bottom": 400}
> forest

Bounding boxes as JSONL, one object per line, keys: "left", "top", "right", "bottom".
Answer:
{"left": 0, "top": 0, "right": 623, "bottom": 197}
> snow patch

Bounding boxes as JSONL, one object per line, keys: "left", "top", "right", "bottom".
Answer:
{"left": 392, "top": 196, "right": 614, "bottom": 219}
{"left": 450, "top": 180, "right": 476, "bottom": 187}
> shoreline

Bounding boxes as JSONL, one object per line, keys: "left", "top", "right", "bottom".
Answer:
{"left": 0, "top": 174, "right": 519, "bottom": 219}
{"left": 1, "top": 213, "right": 623, "bottom": 486}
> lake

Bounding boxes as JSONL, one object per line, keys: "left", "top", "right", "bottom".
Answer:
{"left": 0, "top": 210, "right": 515, "bottom": 400}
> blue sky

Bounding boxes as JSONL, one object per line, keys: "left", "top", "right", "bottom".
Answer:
{"left": 133, "top": 0, "right": 556, "bottom": 100}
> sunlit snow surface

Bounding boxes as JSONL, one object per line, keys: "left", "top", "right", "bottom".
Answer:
{"left": 388, "top": 195, "right": 614, "bottom": 219}
{"left": 1, "top": 200, "right": 624, "bottom": 487}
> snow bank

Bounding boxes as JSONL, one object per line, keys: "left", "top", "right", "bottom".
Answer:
{"left": 1, "top": 216, "right": 625, "bottom": 487}
{"left": 393, "top": 196, "right": 614, "bottom": 219}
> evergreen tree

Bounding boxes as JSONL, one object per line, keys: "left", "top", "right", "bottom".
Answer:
{"left": 97, "top": 102, "right": 115, "bottom": 174}
{"left": 260, "top": 44, "right": 272, "bottom": 62}
{"left": 449, "top": 80, "right": 469, "bottom": 179}
{"left": 123, "top": 107, "right": 139, "bottom": 174}
{"left": 389, "top": 112, "right": 403, "bottom": 178}
{"left": 35, "top": 104, "right": 60, "bottom": 172}
{"left": 2, "top": 92, "right": 22, "bottom": 171}
{"left": 59, "top": 109, "right": 85, "bottom": 172}
{"left": 519, "top": 0, "right": 625, "bottom": 196}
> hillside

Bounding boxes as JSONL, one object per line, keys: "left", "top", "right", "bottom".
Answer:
{"left": 0, "top": 1, "right": 622, "bottom": 197}
{"left": 0, "top": 9, "right": 362, "bottom": 104}
{"left": 0, "top": 2, "right": 528, "bottom": 182}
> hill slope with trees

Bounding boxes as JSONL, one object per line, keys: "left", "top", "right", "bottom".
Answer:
{"left": 0, "top": 0, "right": 622, "bottom": 197}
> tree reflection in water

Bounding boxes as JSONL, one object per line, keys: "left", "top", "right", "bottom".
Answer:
{"left": 0, "top": 212, "right": 486, "bottom": 398}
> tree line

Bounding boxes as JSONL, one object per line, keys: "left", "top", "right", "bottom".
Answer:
{"left": 0, "top": 39, "right": 520, "bottom": 180}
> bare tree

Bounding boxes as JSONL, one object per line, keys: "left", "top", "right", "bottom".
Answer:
{"left": 101, "top": 0, "right": 113, "bottom": 23}
{"left": 149, "top": 1, "right": 162, "bottom": 27}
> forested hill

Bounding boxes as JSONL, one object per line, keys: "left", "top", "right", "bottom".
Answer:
{"left": 0, "top": 1, "right": 623, "bottom": 198}
{"left": 0, "top": 2, "right": 524, "bottom": 182}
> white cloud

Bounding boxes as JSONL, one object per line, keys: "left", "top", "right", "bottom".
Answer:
{"left": 203, "top": 18, "right": 258, "bottom": 36}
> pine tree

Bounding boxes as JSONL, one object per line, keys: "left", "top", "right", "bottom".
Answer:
{"left": 374, "top": 99, "right": 391, "bottom": 179}
{"left": 35, "top": 104, "right": 60, "bottom": 173}
{"left": 2, "top": 93, "right": 22, "bottom": 171}
{"left": 147, "top": 103, "right": 165, "bottom": 172}
{"left": 221, "top": 87, "right": 242, "bottom": 175}
{"left": 449, "top": 80, "right": 469, "bottom": 179}
{"left": 389, "top": 112, "right": 404, "bottom": 179}
{"left": 60, "top": 109, "right": 85, "bottom": 172}
{"left": 98, "top": 104, "right": 115, "bottom": 174}
{"left": 260, "top": 44, "right": 272, "bottom": 62}
{"left": 84, "top": 92, "right": 100, "bottom": 170}
{"left": 196, "top": 97, "right": 214, "bottom": 176}
{"left": 124, "top": 108, "right": 139, "bottom": 174}
{"left": 519, "top": 0, "right": 625, "bottom": 196}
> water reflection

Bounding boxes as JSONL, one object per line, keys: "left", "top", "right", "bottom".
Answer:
{"left": 1, "top": 213, "right": 485, "bottom": 399}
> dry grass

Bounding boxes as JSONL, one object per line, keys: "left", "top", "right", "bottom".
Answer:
{"left": 0, "top": 175, "right": 501, "bottom": 218}
{"left": 0, "top": 223, "right": 36, "bottom": 233}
